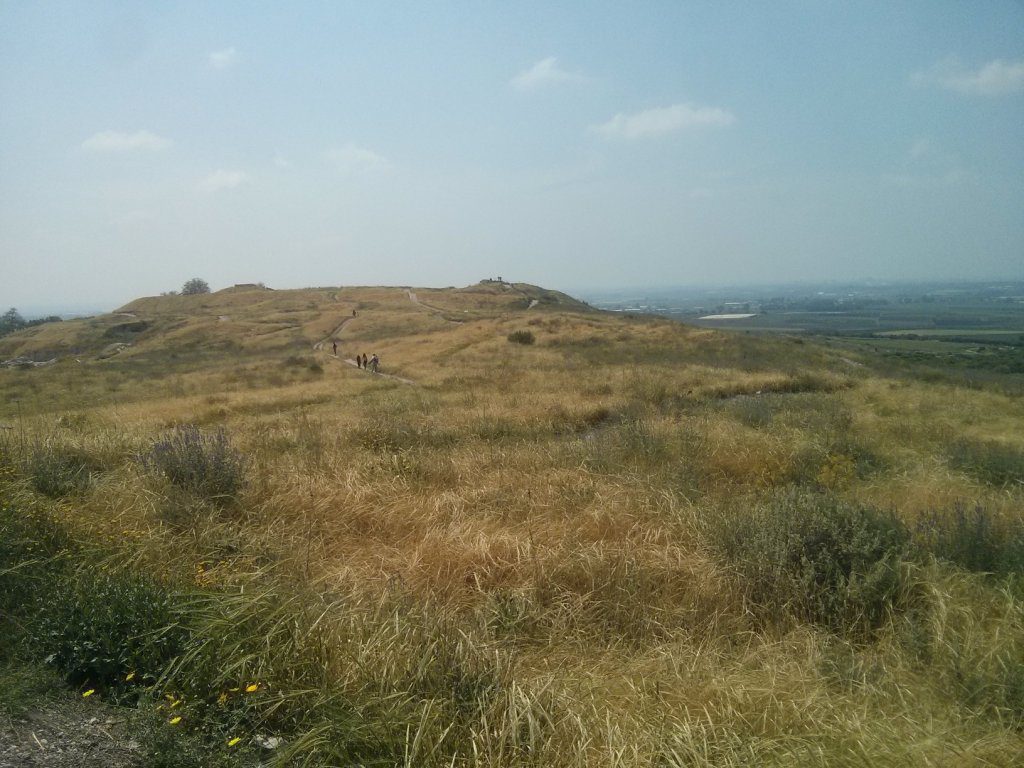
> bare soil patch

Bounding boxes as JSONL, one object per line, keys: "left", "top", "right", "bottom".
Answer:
{"left": 0, "top": 696, "right": 141, "bottom": 768}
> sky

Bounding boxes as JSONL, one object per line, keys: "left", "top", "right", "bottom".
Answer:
{"left": 1, "top": 1, "right": 1023, "bottom": 312}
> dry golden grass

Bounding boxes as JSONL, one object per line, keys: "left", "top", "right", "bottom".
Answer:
{"left": 2, "top": 281, "right": 1023, "bottom": 765}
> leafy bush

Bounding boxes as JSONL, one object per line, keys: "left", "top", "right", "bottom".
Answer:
{"left": 913, "top": 503, "right": 1024, "bottom": 576}
{"left": 948, "top": 438, "right": 1024, "bottom": 488}
{"left": 708, "top": 491, "right": 910, "bottom": 633}
{"left": 144, "top": 426, "right": 247, "bottom": 501}
{"left": 507, "top": 330, "right": 535, "bottom": 345}
{"left": 32, "top": 567, "right": 186, "bottom": 690}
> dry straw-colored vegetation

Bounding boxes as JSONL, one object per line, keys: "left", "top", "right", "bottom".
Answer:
{"left": 2, "top": 282, "right": 1023, "bottom": 766}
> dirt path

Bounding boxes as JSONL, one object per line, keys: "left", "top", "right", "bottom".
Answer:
{"left": 312, "top": 312, "right": 415, "bottom": 384}
{"left": 0, "top": 697, "right": 141, "bottom": 768}
{"left": 312, "top": 316, "right": 355, "bottom": 351}
{"left": 249, "top": 324, "right": 300, "bottom": 339}
{"left": 406, "top": 288, "right": 463, "bottom": 324}
{"left": 338, "top": 357, "right": 415, "bottom": 385}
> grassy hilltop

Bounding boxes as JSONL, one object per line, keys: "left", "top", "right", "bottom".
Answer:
{"left": 1, "top": 281, "right": 1023, "bottom": 766}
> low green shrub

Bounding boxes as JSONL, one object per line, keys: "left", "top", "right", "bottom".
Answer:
{"left": 708, "top": 491, "right": 910, "bottom": 633}
{"left": 507, "top": 330, "right": 535, "bottom": 345}
{"left": 948, "top": 438, "right": 1024, "bottom": 488}
{"left": 32, "top": 567, "right": 187, "bottom": 692}
{"left": 144, "top": 426, "right": 247, "bottom": 501}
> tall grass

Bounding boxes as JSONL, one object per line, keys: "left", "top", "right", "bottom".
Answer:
{"left": 2, "top": 289, "right": 1024, "bottom": 764}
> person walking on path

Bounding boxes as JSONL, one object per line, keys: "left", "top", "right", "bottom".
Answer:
{"left": 357, "top": 354, "right": 363, "bottom": 369}
{"left": 332, "top": 340, "right": 337, "bottom": 356}
{"left": 370, "top": 354, "right": 379, "bottom": 373}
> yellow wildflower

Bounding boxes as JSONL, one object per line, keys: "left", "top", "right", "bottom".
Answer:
{"left": 245, "top": 683, "right": 259, "bottom": 693}
{"left": 217, "top": 692, "right": 229, "bottom": 705}
{"left": 82, "top": 689, "right": 95, "bottom": 697}
{"left": 168, "top": 716, "right": 182, "bottom": 725}
{"left": 170, "top": 699, "right": 181, "bottom": 708}
{"left": 125, "top": 672, "right": 135, "bottom": 682}
{"left": 227, "top": 737, "right": 241, "bottom": 747}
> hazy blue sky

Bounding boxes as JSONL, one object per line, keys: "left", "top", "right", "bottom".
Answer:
{"left": 2, "top": 1, "right": 1022, "bottom": 311}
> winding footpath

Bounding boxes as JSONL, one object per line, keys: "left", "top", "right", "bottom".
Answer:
{"left": 406, "top": 288, "right": 463, "bottom": 324}
{"left": 313, "top": 313, "right": 416, "bottom": 385}
{"left": 312, "top": 316, "right": 355, "bottom": 351}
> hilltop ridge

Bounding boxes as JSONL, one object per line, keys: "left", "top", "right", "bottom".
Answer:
{"left": 0, "top": 280, "right": 590, "bottom": 363}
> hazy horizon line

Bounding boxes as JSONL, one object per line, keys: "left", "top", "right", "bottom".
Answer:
{"left": 6, "top": 275, "right": 1023, "bottom": 321}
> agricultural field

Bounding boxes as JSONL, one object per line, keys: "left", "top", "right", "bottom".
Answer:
{"left": 2, "top": 281, "right": 1024, "bottom": 766}
{"left": 586, "top": 282, "right": 1024, "bottom": 390}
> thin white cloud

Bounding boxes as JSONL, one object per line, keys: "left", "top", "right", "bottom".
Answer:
{"left": 81, "top": 130, "right": 171, "bottom": 152}
{"left": 273, "top": 155, "right": 292, "bottom": 169}
{"left": 199, "top": 169, "right": 251, "bottom": 192}
{"left": 511, "top": 57, "right": 586, "bottom": 90}
{"left": 325, "top": 144, "right": 389, "bottom": 174}
{"left": 209, "top": 47, "right": 238, "bottom": 69}
{"left": 912, "top": 58, "right": 1024, "bottom": 95}
{"left": 591, "top": 103, "right": 735, "bottom": 140}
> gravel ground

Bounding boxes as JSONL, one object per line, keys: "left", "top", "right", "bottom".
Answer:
{"left": 0, "top": 696, "right": 141, "bottom": 768}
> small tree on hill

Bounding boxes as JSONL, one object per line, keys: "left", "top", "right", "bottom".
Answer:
{"left": 182, "top": 278, "right": 210, "bottom": 295}
{"left": 1, "top": 308, "right": 26, "bottom": 336}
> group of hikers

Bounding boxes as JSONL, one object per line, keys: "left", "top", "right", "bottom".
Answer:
{"left": 356, "top": 353, "right": 379, "bottom": 372}
{"left": 331, "top": 341, "right": 379, "bottom": 372}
